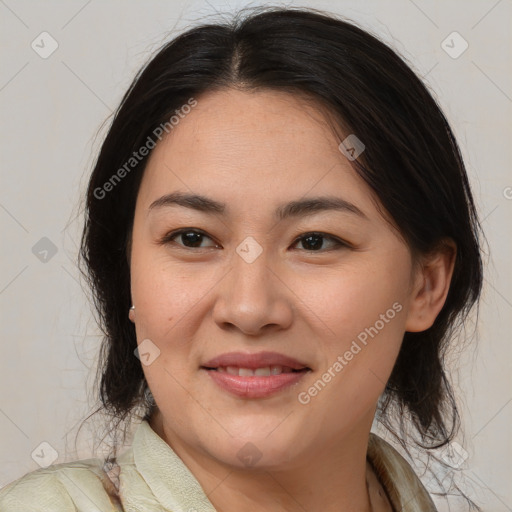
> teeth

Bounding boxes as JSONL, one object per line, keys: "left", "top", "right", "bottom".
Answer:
{"left": 271, "top": 365, "right": 284, "bottom": 375}
{"left": 217, "top": 365, "right": 295, "bottom": 376}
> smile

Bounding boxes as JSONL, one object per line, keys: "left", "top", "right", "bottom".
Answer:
{"left": 201, "top": 366, "right": 310, "bottom": 398}
{"left": 213, "top": 365, "right": 302, "bottom": 376}
{"left": 200, "top": 351, "right": 312, "bottom": 398}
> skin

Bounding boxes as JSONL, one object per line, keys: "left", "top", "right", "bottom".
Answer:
{"left": 128, "top": 88, "right": 456, "bottom": 512}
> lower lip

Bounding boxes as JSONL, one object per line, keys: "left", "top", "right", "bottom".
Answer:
{"left": 203, "top": 369, "right": 309, "bottom": 398}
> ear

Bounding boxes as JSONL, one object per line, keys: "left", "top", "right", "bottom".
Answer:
{"left": 129, "top": 306, "right": 136, "bottom": 323}
{"left": 405, "top": 239, "right": 457, "bottom": 332}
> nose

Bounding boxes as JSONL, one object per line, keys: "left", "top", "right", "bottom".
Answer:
{"left": 211, "top": 247, "right": 294, "bottom": 336}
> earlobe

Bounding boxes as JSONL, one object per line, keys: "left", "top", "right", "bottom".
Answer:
{"left": 405, "top": 241, "right": 456, "bottom": 333}
{"left": 129, "top": 305, "right": 136, "bottom": 323}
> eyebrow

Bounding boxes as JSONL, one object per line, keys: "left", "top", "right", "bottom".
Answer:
{"left": 148, "top": 191, "right": 368, "bottom": 221}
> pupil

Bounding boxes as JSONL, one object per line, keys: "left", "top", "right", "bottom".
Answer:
{"left": 183, "top": 232, "right": 202, "bottom": 247}
{"left": 303, "top": 235, "right": 323, "bottom": 250}
{"left": 179, "top": 233, "right": 325, "bottom": 250}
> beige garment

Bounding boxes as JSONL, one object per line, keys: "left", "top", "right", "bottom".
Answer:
{"left": 0, "top": 420, "right": 437, "bottom": 511}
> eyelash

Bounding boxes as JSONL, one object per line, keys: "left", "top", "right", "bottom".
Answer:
{"left": 158, "top": 228, "right": 350, "bottom": 252}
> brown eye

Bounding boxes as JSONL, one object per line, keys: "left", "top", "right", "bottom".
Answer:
{"left": 292, "top": 232, "right": 348, "bottom": 252}
{"left": 161, "top": 229, "right": 219, "bottom": 249}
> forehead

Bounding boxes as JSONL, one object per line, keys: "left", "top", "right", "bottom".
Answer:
{"left": 138, "top": 88, "right": 379, "bottom": 218}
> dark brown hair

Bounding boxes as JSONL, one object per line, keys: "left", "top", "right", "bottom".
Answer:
{"left": 79, "top": 6, "right": 483, "bottom": 508}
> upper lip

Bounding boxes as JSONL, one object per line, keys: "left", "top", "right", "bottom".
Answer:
{"left": 202, "top": 351, "right": 310, "bottom": 370}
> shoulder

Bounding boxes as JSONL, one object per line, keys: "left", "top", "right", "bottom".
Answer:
{"left": 0, "top": 458, "right": 122, "bottom": 512}
{"left": 368, "top": 433, "right": 438, "bottom": 512}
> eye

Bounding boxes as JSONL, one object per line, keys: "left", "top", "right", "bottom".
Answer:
{"left": 159, "top": 228, "right": 219, "bottom": 249}
{"left": 291, "top": 232, "right": 349, "bottom": 252}
{"left": 159, "top": 229, "right": 349, "bottom": 252}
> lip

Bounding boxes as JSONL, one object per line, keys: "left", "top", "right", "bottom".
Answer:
{"left": 200, "top": 351, "right": 311, "bottom": 399}
{"left": 203, "top": 369, "right": 309, "bottom": 398}
{"left": 202, "top": 351, "right": 310, "bottom": 371}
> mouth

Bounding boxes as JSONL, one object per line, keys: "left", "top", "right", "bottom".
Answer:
{"left": 200, "top": 351, "right": 312, "bottom": 398}
{"left": 202, "top": 365, "right": 309, "bottom": 376}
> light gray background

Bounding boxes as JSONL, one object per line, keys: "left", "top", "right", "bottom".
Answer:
{"left": 1, "top": 0, "right": 511, "bottom": 510}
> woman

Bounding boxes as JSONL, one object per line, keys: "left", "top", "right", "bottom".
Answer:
{"left": 0, "top": 6, "right": 483, "bottom": 512}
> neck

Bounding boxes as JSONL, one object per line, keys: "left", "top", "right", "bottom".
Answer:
{"left": 150, "top": 411, "right": 376, "bottom": 512}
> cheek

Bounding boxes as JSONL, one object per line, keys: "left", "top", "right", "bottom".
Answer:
{"left": 298, "top": 262, "right": 408, "bottom": 343}
{"left": 130, "top": 245, "right": 217, "bottom": 336}
{"left": 129, "top": 248, "right": 212, "bottom": 414}
{"left": 294, "top": 286, "right": 406, "bottom": 434}
{"left": 298, "top": 258, "right": 410, "bottom": 396}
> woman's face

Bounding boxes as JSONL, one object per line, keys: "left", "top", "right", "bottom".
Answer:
{"left": 129, "top": 88, "right": 425, "bottom": 469}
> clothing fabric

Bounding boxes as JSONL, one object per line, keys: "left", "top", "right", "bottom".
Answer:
{"left": 0, "top": 420, "right": 437, "bottom": 511}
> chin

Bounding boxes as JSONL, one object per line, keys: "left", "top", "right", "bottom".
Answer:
{"left": 207, "top": 439, "right": 297, "bottom": 471}
{"left": 201, "top": 423, "right": 304, "bottom": 470}
{"left": 220, "top": 411, "right": 295, "bottom": 440}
